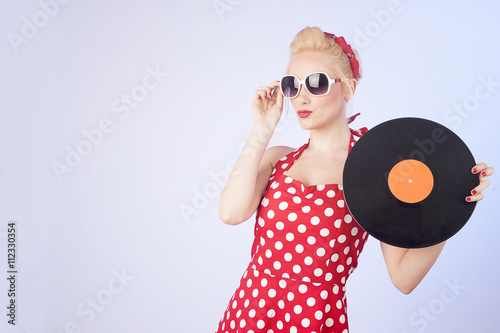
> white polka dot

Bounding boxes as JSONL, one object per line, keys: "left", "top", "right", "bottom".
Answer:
{"left": 320, "top": 228, "right": 330, "bottom": 237}
{"left": 258, "top": 217, "right": 265, "bottom": 227}
{"left": 304, "top": 257, "right": 313, "bottom": 265}
{"left": 317, "top": 184, "right": 325, "bottom": 191}
{"left": 260, "top": 237, "right": 265, "bottom": 246}
{"left": 267, "top": 210, "right": 275, "bottom": 219}
{"left": 327, "top": 190, "right": 335, "bottom": 198}
{"left": 351, "top": 227, "right": 359, "bottom": 236}
{"left": 261, "top": 197, "right": 269, "bottom": 207}
{"left": 287, "top": 187, "right": 296, "bottom": 194}
{"left": 275, "top": 241, "right": 283, "bottom": 250}
{"left": 292, "top": 196, "right": 301, "bottom": 204}
{"left": 339, "top": 314, "right": 346, "bottom": 324}
{"left": 246, "top": 279, "right": 252, "bottom": 288}
{"left": 307, "top": 297, "right": 316, "bottom": 306}
{"left": 314, "top": 198, "right": 324, "bottom": 205}
{"left": 315, "top": 310, "right": 323, "bottom": 320}
{"left": 305, "top": 193, "right": 313, "bottom": 199}
{"left": 249, "top": 309, "right": 256, "bottom": 317}
{"left": 261, "top": 279, "right": 268, "bottom": 288}
{"left": 344, "top": 246, "right": 350, "bottom": 255}
{"left": 347, "top": 257, "right": 352, "bottom": 265}
{"left": 310, "top": 216, "right": 320, "bottom": 225}
{"left": 277, "top": 321, "right": 284, "bottom": 329}
{"left": 239, "top": 290, "right": 245, "bottom": 298}
{"left": 337, "top": 265, "right": 345, "bottom": 273}
{"left": 302, "top": 276, "right": 311, "bottom": 283}
{"left": 278, "top": 300, "right": 285, "bottom": 309}
{"left": 290, "top": 325, "right": 297, "bottom": 333}
{"left": 325, "top": 272, "right": 333, "bottom": 281}
{"left": 338, "top": 184, "right": 343, "bottom": 190}
{"left": 344, "top": 214, "right": 353, "bottom": 223}
{"left": 271, "top": 181, "right": 279, "bottom": 189}
{"left": 273, "top": 191, "right": 281, "bottom": 199}
{"left": 314, "top": 268, "right": 323, "bottom": 276}
{"left": 334, "top": 219, "right": 342, "bottom": 228}
{"left": 267, "top": 230, "right": 274, "bottom": 238}
{"left": 244, "top": 299, "right": 250, "bottom": 307}
{"left": 302, "top": 206, "right": 311, "bottom": 213}
{"left": 252, "top": 289, "right": 258, "bottom": 298}
{"left": 294, "top": 305, "right": 302, "bottom": 314}
{"left": 230, "top": 320, "right": 235, "bottom": 329}
{"left": 279, "top": 201, "right": 288, "bottom": 210}
{"left": 307, "top": 236, "right": 316, "bottom": 245}
{"left": 268, "top": 289, "right": 277, "bottom": 298}
{"left": 336, "top": 300, "right": 343, "bottom": 309}
{"left": 284, "top": 253, "right": 292, "bottom": 261}
{"left": 266, "top": 309, "right": 275, "bottom": 319}
{"left": 239, "top": 318, "right": 246, "bottom": 328}
{"left": 363, "top": 231, "right": 368, "bottom": 238}
{"left": 265, "top": 249, "right": 272, "bottom": 258}
{"left": 338, "top": 234, "right": 346, "bottom": 243}
{"left": 297, "top": 224, "right": 307, "bottom": 233}
{"left": 286, "top": 233, "right": 294, "bottom": 241}
{"left": 325, "top": 304, "right": 331, "bottom": 313}
{"left": 316, "top": 247, "right": 326, "bottom": 257}
{"left": 333, "top": 285, "right": 339, "bottom": 294}
{"left": 293, "top": 265, "right": 301, "bottom": 273}
{"left": 295, "top": 244, "right": 304, "bottom": 253}
{"left": 299, "top": 284, "right": 308, "bottom": 293}
{"left": 276, "top": 221, "right": 285, "bottom": 230}
{"left": 284, "top": 176, "right": 293, "bottom": 183}
{"left": 259, "top": 299, "right": 266, "bottom": 308}
{"left": 325, "top": 318, "right": 334, "bottom": 327}
{"left": 320, "top": 290, "right": 328, "bottom": 299}
{"left": 301, "top": 318, "right": 311, "bottom": 328}
{"left": 279, "top": 279, "right": 287, "bottom": 288}
{"left": 324, "top": 207, "right": 334, "bottom": 217}
{"left": 257, "top": 320, "right": 265, "bottom": 329}
{"left": 287, "top": 292, "right": 294, "bottom": 301}
{"left": 258, "top": 256, "right": 263, "bottom": 265}
{"left": 329, "top": 239, "right": 336, "bottom": 247}
{"left": 288, "top": 213, "right": 298, "bottom": 221}
{"left": 281, "top": 163, "right": 289, "bottom": 169}
{"left": 273, "top": 261, "right": 281, "bottom": 270}
{"left": 280, "top": 156, "right": 287, "bottom": 161}
{"left": 337, "top": 199, "right": 345, "bottom": 208}
{"left": 331, "top": 253, "right": 339, "bottom": 262}
{"left": 355, "top": 239, "right": 360, "bottom": 247}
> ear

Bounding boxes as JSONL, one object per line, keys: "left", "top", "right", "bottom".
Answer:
{"left": 345, "top": 78, "right": 357, "bottom": 100}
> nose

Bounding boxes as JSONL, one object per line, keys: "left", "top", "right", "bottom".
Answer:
{"left": 295, "top": 83, "right": 311, "bottom": 104}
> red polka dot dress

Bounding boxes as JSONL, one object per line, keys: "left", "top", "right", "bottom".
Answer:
{"left": 216, "top": 131, "right": 369, "bottom": 333}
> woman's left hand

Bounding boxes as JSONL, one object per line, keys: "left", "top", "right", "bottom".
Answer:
{"left": 467, "top": 163, "right": 495, "bottom": 202}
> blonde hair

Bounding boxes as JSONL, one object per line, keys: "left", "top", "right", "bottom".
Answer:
{"left": 289, "top": 27, "right": 362, "bottom": 98}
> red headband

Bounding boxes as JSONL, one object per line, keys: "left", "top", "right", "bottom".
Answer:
{"left": 324, "top": 32, "right": 359, "bottom": 80}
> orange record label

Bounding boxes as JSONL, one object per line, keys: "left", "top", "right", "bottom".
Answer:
{"left": 388, "top": 159, "right": 434, "bottom": 203}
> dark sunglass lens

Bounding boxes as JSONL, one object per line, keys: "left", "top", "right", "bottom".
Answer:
{"left": 306, "top": 73, "right": 329, "bottom": 95}
{"left": 281, "top": 76, "right": 299, "bottom": 98}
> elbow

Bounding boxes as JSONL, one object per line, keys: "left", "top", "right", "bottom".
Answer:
{"left": 218, "top": 207, "right": 248, "bottom": 226}
{"left": 391, "top": 276, "right": 417, "bottom": 295}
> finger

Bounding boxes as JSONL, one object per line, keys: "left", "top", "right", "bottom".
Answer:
{"left": 471, "top": 163, "right": 488, "bottom": 174}
{"left": 470, "top": 179, "right": 490, "bottom": 196}
{"left": 466, "top": 192, "right": 484, "bottom": 202}
{"left": 480, "top": 166, "right": 495, "bottom": 178}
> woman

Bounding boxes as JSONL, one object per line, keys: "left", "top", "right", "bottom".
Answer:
{"left": 215, "top": 27, "right": 494, "bottom": 333}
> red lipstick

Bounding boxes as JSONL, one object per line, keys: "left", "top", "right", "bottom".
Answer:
{"left": 297, "top": 110, "right": 312, "bottom": 118}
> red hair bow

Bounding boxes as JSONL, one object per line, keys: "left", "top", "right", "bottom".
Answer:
{"left": 324, "top": 32, "right": 360, "bottom": 80}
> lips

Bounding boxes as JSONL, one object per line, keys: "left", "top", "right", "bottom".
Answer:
{"left": 297, "top": 110, "right": 312, "bottom": 118}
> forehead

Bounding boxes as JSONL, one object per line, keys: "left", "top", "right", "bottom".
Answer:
{"left": 287, "top": 52, "right": 335, "bottom": 78}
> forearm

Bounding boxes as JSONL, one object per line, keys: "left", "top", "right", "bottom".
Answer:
{"left": 381, "top": 241, "right": 446, "bottom": 294}
{"left": 219, "top": 125, "right": 273, "bottom": 225}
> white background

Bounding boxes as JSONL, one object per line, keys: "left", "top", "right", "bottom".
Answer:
{"left": 1, "top": 0, "right": 499, "bottom": 332}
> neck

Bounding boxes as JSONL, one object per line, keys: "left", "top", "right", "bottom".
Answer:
{"left": 307, "top": 112, "right": 351, "bottom": 154}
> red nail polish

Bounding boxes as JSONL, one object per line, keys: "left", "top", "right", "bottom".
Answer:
{"left": 472, "top": 190, "right": 477, "bottom": 195}
{"left": 466, "top": 197, "right": 471, "bottom": 202}
{"left": 482, "top": 171, "right": 487, "bottom": 177}
{"left": 472, "top": 168, "right": 477, "bottom": 173}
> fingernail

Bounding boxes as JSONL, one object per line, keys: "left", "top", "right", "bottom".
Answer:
{"left": 466, "top": 197, "right": 471, "bottom": 202}
{"left": 482, "top": 171, "right": 487, "bottom": 177}
{"left": 472, "top": 168, "right": 477, "bottom": 173}
{"left": 472, "top": 190, "right": 477, "bottom": 195}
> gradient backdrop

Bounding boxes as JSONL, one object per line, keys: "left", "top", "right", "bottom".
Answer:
{"left": 1, "top": 0, "right": 499, "bottom": 332}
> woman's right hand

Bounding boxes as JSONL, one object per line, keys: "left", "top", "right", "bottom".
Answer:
{"left": 251, "top": 81, "right": 284, "bottom": 130}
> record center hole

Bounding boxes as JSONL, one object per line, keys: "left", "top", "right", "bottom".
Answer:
{"left": 408, "top": 179, "right": 413, "bottom": 183}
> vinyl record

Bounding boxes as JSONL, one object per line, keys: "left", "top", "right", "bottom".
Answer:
{"left": 343, "top": 118, "right": 479, "bottom": 248}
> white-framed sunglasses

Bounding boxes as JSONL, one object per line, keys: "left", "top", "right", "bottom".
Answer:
{"left": 280, "top": 72, "right": 347, "bottom": 99}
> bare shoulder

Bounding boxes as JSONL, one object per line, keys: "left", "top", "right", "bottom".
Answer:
{"left": 264, "top": 145, "right": 296, "bottom": 167}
